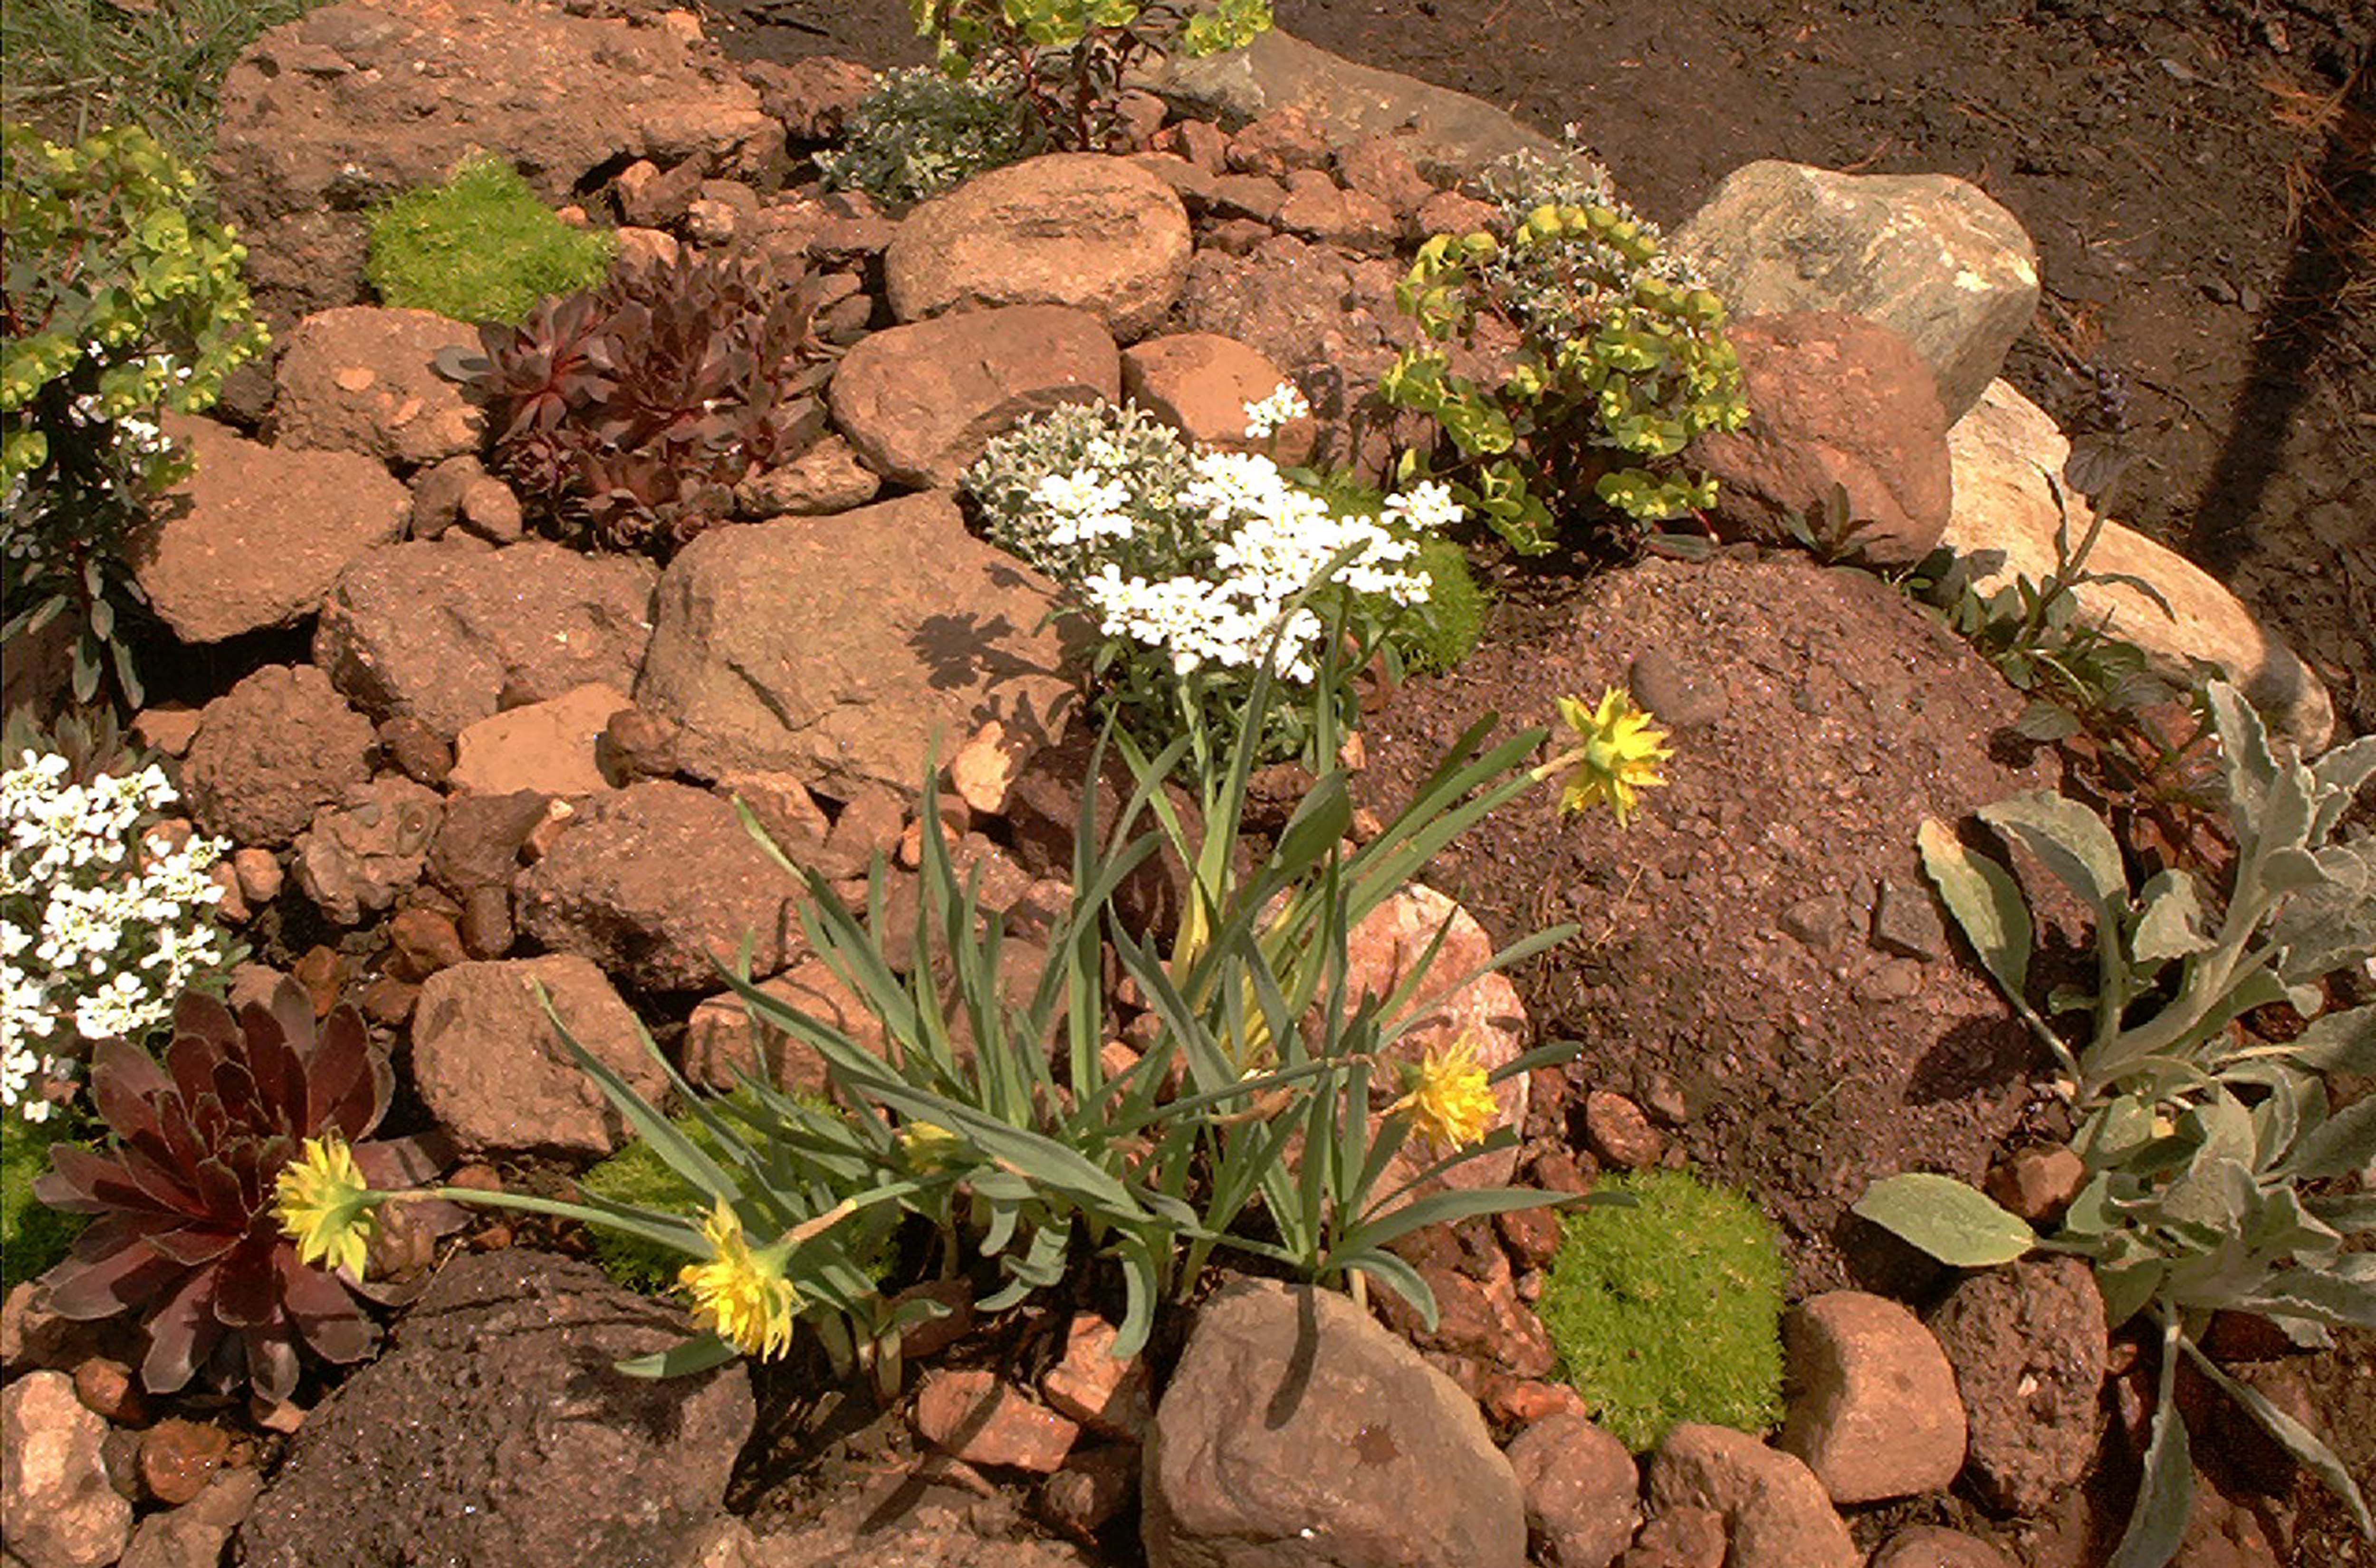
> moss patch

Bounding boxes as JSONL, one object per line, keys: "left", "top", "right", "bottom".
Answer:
{"left": 1536, "top": 1169, "right": 1786, "bottom": 1451}
{"left": 366, "top": 154, "right": 616, "bottom": 326}
{"left": 1402, "top": 537, "right": 1492, "bottom": 672}
{"left": 2, "top": 1115, "right": 86, "bottom": 1291}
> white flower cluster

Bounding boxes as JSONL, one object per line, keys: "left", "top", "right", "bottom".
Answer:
{"left": 1079, "top": 451, "right": 1451, "bottom": 685}
{"left": 1, "top": 753, "right": 230, "bottom": 1121}
{"left": 1242, "top": 381, "right": 1313, "bottom": 440}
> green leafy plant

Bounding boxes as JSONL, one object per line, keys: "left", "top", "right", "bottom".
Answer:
{"left": 1380, "top": 139, "right": 1747, "bottom": 556}
{"left": 2, "top": 122, "right": 269, "bottom": 708}
{"left": 912, "top": 0, "right": 1272, "bottom": 153}
{"left": 1855, "top": 680, "right": 2376, "bottom": 1567}
{"left": 366, "top": 154, "right": 617, "bottom": 327}
{"left": 1536, "top": 1170, "right": 1786, "bottom": 1451}
{"left": 443, "top": 247, "right": 834, "bottom": 556}
{"left": 816, "top": 66, "right": 1040, "bottom": 206}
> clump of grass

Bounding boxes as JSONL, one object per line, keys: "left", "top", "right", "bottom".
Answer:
{"left": 2, "top": 1114, "right": 86, "bottom": 1291}
{"left": 1535, "top": 1169, "right": 1786, "bottom": 1451}
{"left": 0, "top": 0, "right": 327, "bottom": 176}
{"left": 366, "top": 155, "right": 617, "bottom": 326}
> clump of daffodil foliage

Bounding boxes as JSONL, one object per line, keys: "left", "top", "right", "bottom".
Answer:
{"left": 1538, "top": 687, "right": 1673, "bottom": 825}
{"left": 1537, "top": 1169, "right": 1786, "bottom": 1451}
{"left": 366, "top": 154, "right": 617, "bottom": 326}
{"left": 1381, "top": 133, "right": 1748, "bottom": 555}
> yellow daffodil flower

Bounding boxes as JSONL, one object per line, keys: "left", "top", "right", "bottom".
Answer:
{"left": 1391, "top": 1036, "right": 1502, "bottom": 1149}
{"left": 274, "top": 1134, "right": 380, "bottom": 1280}
{"left": 679, "top": 1201, "right": 801, "bottom": 1361}
{"left": 1540, "top": 687, "right": 1674, "bottom": 825}
{"left": 896, "top": 1120, "right": 965, "bottom": 1170}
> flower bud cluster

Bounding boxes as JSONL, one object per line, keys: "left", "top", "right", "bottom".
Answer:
{"left": 2, "top": 752, "right": 231, "bottom": 1120}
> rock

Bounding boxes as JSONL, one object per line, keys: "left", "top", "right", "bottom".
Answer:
{"left": 133, "top": 417, "right": 409, "bottom": 643}
{"left": 1373, "top": 1251, "right": 1556, "bottom": 1379}
{"left": 913, "top": 1370, "right": 1081, "bottom": 1473}
{"left": 514, "top": 781, "right": 809, "bottom": 992}
{"left": 378, "top": 715, "right": 455, "bottom": 786}
{"left": 1001, "top": 721, "right": 1204, "bottom": 942}
{"left": 1338, "top": 883, "right": 1530, "bottom": 1188}
{"left": 1503, "top": 1413, "right": 1640, "bottom": 1568}
{"left": 182, "top": 664, "right": 377, "bottom": 847}
{"left": 1673, "top": 162, "right": 2039, "bottom": 421}
{"left": 827, "top": 305, "right": 1121, "bottom": 489}
{"left": 411, "top": 955, "right": 661, "bottom": 1156}
{"left": 388, "top": 907, "right": 468, "bottom": 979}
{"left": 1943, "top": 380, "right": 2335, "bottom": 752}
{"left": 1142, "top": 1277, "right": 1526, "bottom": 1568}
{"left": 1691, "top": 312, "right": 1953, "bottom": 565}
{"left": 291, "top": 776, "right": 443, "bottom": 925}
{"left": 1985, "top": 1145, "right": 2087, "bottom": 1224}
{"left": 733, "top": 435, "right": 880, "bottom": 518}
{"left": 231, "top": 847, "right": 285, "bottom": 907}
{"left": 69, "top": 1358, "right": 147, "bottom": 1426}
{"left": 1774, "top": 1291, "right": 1966, "bottom": 1504}
{"left": 135, "top": 1418, "right": 230, "bottom": 1507}
{"left": 270, "top": 306, "right": 483, "bottom": 468}
{"left": 1335, "top": 135, "right": 1435, "bottom": 220}
{"left": 1039, "top": 1314, "right": 1154, "bottom": 1440}
{"left": 745, "top": 55, "right": 875, "bottom": 143}
{"left": 460, "top": 888, "right": 514, "bottom": 959}
{"left": 426, "top": 790, "right": 550, "bottom": 895}
{"left": 117, "top": 1465, "right": 262, "bottom": 1568}
{"left": 1040, "top": 1445, "right": 1138, "bottom": 1536}
{"left": 411, "top": 455, "right": 525, "bottom": 545}
{"left": 1869, "top": 1525, "right": 2017, "bottom": 1568}
{"left": 1226, "top": 105, "right": 1333, "bottom": 177}
{"left": 236, "top": 1250, "right": 752, "bottom": 1568}
{"left": 1122, "top": 332, "right": 1313, "bottom": 462}
{"left": 130, "top": 707, "right": 203, "bottom": 758}
{"left": 1276, "top": 170, "right": 1400, "bottom": 256}
{"left": 1583, "top": 1090, "right": 1665, "bottom": 1171}
{"left": 1151, "top": 28, "right": 1554, "bottom": 184}
{"left": 0, "top": 1370, "right": 133, "bottom": 1568}
{"left": 1417, "top": 189, "right": 1498, "bottom": 239}
{"left": 679, "top": 961, "right": 867, "bottom": 1097}
{"left": 450, "top": 683, "right": 634, "bottom": 797}
{"left": 1645, "top": 1424, "right": 1858, "bottom": 1568}
{"left": 1619, "top": 1505, "right": 1726, "bottom": 1568}
{"left": 315, "top": 539, "right": 657, "bottom": 741}
{"left": 1926, "top": 1255, "right": 2105, "bottom": 1515}
{"left": 886, "top": 154, "right": 1192, "bottom": 343}
{"left": 634, "top": 495, "right": 1074, "bottom": 797}
{"left": 215, "top": 0, "right": 778, "bottom": 325}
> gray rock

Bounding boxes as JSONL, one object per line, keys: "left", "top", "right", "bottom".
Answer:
{"left": 411, "top": 955, "right": 661, "bottom": 1156}
{"left": 234, "top": 1251, "right": 752, "bottom": 1568}
{"left": 1646, "top": 1424, "right": 1857, "bottom": 1568}
{"left": 1673, "top": 162, "right": 2039, "bottom": 421}
{"left": 827, "top": 304, "right": 1121, "bottom": 490}
{"left": 1774, "top": 1291, "right": 1966, "bottom": 1504}
{"left": 291, "top": 776, "right": 444, "bottom": 925}
{"left": 270, "top": 306, "right": 484, "bottom": 468}
{"left": 886, "top": 154, "right": 1192, "bottom": 343}
{"left": 134, "top": 417, "right": 409, "bottom": 644}
{"left": 1150, "top": 29, "right": 1553, "bottom": 184}
{"left": 634, "top": 495, "right": 1074, "bottom": 797}
{"left": 1142, "top": 1277, "right": 1526, "bottom": 1568}
{"left": 513, "top": 780, "right": 808, "bottom": 992}
{"left": 1504, "top": 1413, "right": 1639, "bottom": 1568}
{"left": 182, "top": 664, "right": 377, "bottom": 848}
{"left": 0, "top": 1371, "right": 133, "bottom": 1568}
{"left": 314, "top": 539, "right": 657, "bottom": 741}
{"left": 1926, "top": 1255, "right": 2105, "bottom": 1515}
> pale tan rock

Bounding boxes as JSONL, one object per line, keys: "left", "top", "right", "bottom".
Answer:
{"left": 1039, "top": 1315, "right": 1153, "bottom": 1440}
{"left": 450, "top": 683, "right": 634, "bottom": 797}
{"left": 1121, "top": 332, "right": 1312, "bottom": 463}
{"left": 1775, "top": 1291, "right": 1967, "bottom": 1504}
{"left": 1944, "top": 380, "right": 2334, "bottom": 753}
{"left": 1, "top": 1370, "right": 134, "bottom": 1568}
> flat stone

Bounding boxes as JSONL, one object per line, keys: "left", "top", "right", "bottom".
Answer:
{"left": 411, "top": 955, "right": 662, "bottom": 1157}
{"left": 450, "top": 683, "right": 633, "bottom": 797}
{"left": 912, "top": 1370, "right": 1080, "bottom": 1473}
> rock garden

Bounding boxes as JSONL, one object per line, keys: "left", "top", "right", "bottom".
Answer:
{"left": 0, "top": 2, "right": 2370, "bottom": 1568}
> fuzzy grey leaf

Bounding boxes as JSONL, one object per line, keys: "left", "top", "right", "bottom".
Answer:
{"left": 1917, "top": 819, "right": 2031, "bottom": 1002}
{"left": 1853, "top": 1173, "right": 2036, "bottom": 1266}
{"left": 1982, "top": 789, "right": 2130, "bottom": 913}
{"left": 2131, "top": 869, "right": 2211, "bottom": 965}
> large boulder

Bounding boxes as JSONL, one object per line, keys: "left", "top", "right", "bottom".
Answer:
{"left": 235, "top": 1250, "right": 752, "bottom": 1568}
{"left": 182, "top": 664, "right": 377, "bottom": 848}
{"left": 513, "top": 781, "right": 809, "bottom": 993}
{"left": 270, "top": 306, "right": 484, "bottom": 469}
{"left": 886, "top": 154, "right": 1192, "bottom": 343}
{"left": 1674, "top": 162, "right": 2039, "bottom": 421}
{"left": 1142, "top": 1278, "right": 1526, "bottom": 1568}
{"left": 411, "top": 955, "right": 661, "bottom": 1156}
{"left": 1691, "top": 311, "right": 1954, "bottom": 566}
{"left": 314, "top": 540, "right": 657, "bottom": 742}
{"left": 1943, "top": 379, "right": 2334, "bottom": 753}
{"left": 1150, "top": 28, "right": 1554, "bottom": 183}
{"left": 827, "top": 305, "right": 1121, "bottom": 490}
{"left": 212, "top": 0, "right": 778, "bottom": 325}
{"left": 133, "top": 418, "right": 409, "bottom": 644}
{"left": 634, "top": 495, "right": 1074, "bottom": 797}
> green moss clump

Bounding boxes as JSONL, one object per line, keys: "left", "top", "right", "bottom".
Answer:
{"left": 1401, "top": 537, "right": 1492, "bottom": 672}
{"left": 366, "top": 155, "right": 616, "bottom": 326}
{"left": 1536, "top": 1169, "right": 1786, "bottom": 1451}
{"left": 3, "top": 1115, "right": 86, "bottom": 1291}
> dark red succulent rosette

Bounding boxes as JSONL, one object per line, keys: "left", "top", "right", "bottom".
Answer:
{"left": 33, "top": 980, "right": 394, "bottom": 1403}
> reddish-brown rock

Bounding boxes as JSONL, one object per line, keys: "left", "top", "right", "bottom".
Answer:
{"left": 411, "top": 955, "right": 663, "bottom": 1156}
{"left": 1039, "top": 1315, "right": 1154, "bottom": 1440}
{"left": 1504, "top": 1413, "right": 1640, "bottom": 1568}
{"left": 1121, "top": 332, "right": 1313, "bottom": 462}
{"left": 913, "top": 1370, "right": 1081, "bottom": 1473}
{"left": 1775, "top": 1291, "right": 1967, "bottom": 1504}
{"left": 271, "top": 307, "right": 483, "bottom": 469}
{"left": 182, "top": 665, "right": 377, "bottom": 848}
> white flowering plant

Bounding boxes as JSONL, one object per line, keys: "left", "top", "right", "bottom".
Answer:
{"left": 964, "top": 395, "right": 1464, "bottom": 771}
{"left": 1, "top": 750, "right": 234, "bottom": 1122}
